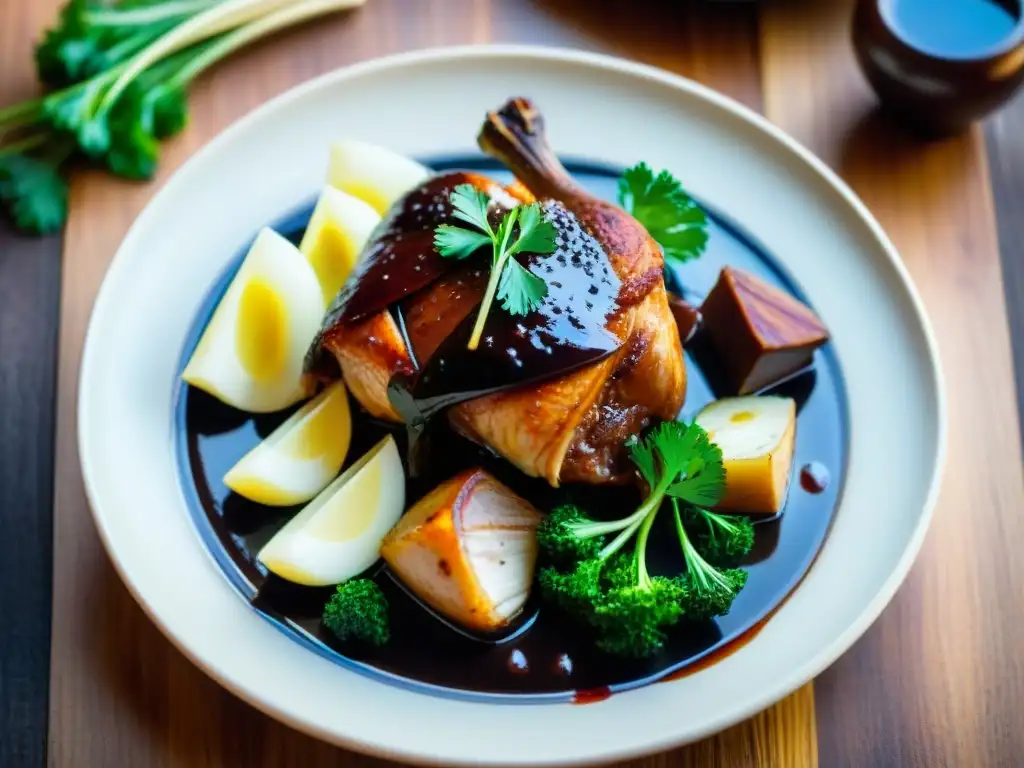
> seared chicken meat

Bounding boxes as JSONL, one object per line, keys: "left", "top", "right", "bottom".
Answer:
{"left": 307, "top": 98, "right": 687, "bottom": 486}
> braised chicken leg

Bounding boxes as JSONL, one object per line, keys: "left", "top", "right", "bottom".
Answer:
{"left": 307, "top": 98, "right": 687, "bottom": 485}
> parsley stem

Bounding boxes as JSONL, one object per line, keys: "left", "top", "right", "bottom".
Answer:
{"left": 467, "top": 206, "right": 519, "bottom": 350}
{"left": 0, "top": 132, "right": 50, "bottom": 157}
{"left": 97, "top": 0, "right": 295, "bottom": 112}
{"left": 0, "top": 99, "right": 44, "bottom": 130}
{"left": 98, "top": 0, "right": 364, "bottom": 112}
{"left": 86, "top": 1, "right": 219, "bottom": 29}
{"left": 634, "top": 504, "right": 659, "bottom": 587}
{"left": 598, "top": 516, "right": 645, "bottom": 561}
{"left": 172, "top": 0, "right": 359, "bottom": 87}
{"left": 97, "top": 24, "right": 179, "bottom": 68}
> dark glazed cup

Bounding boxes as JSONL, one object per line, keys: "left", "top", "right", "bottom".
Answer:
{"left": 852, "top": 0, "right": 1024, "bottom": 135}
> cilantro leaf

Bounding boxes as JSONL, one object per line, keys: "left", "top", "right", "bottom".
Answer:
{"left": 77, "top": 116, "right": 112, "bottom": 157}
{"left": 34, "top": 0, "right": 190, "bottom": 88}
{"left": 105, "top": 120, "right": 159, "bottom": 179}
{"left": 627, "top": 420, "right": 726, "bottom": 507}
{"left": 510, "top": 202, "right": 557, "bottom": 255}
{"left": 44, "top": 78, "right": 102, "bottom": 129}
{"left": 102, "top": 85, "right": 160, "bottom": 180}
{"left": 43, "top": 78, "right": 113, "bottom": 157}
{"left": 664, "top": 422, "right": 726, "bottom": 507}
{"left": 497, "top": 257, "right": 548, "bottom": 316}
{"left": 434, "top": 190, "right": 557, "bottom": 348}
{"left": 448, "top": 183, "right": 493, "bottom": 236}
{"left": 140, "top": 82, "right": 189, "bottom": 139}
{"left": 652, "top": 421, "right": 705, "bottom": 480}
{"left": 434, "top": 225, "right": 491, "bottom": 260}
{"left": 493, "top": 205, "right": 518, "bottom": 253}
{"left": 0, "top": 155, "right": 68, "bottom": 235}
{"left": 626, "top": 433, "right": 657, "bottom": 488}
{"left": 34, "top": 0, "right": 95, "bottom": 87}
{"left": 618, "top": 161, "right": 708, "bottom": 264}
{"left": 37, "top": 35, "right": 104, "bottom": 88}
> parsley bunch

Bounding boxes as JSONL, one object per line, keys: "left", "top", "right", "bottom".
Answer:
{"left": 433, "top": 183, "right": 557, "bottom": 350}
{"left": 0, "top": 0, "right": 363, "bottom": 235}
{"left": 618, "top": 161, "right": 709, "bottom": 265}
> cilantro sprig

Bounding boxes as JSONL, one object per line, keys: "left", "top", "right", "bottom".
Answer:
{"left": 0, "top": 0, "right": 363, "bottom": 236}
{"left": 617, "top": 161, "right": 708, "bottom": 265}
{"left": 433, "top": 183, "right": 557, "bottom": 350}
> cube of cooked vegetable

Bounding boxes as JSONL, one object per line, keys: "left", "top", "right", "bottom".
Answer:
{"left": 695, "top": 395, "right": 796, "bottom": 515}
{"left": 699, "top": 266, "right": 829, "bottom": 394}
{"left": 380, "top": 469, "right": 541, "bottom": 633}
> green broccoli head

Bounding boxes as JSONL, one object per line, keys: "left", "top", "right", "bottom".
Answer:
{"left": 322, "top": 579, "right": 390, "bottom": 646}
{"left": 688, "top": 508, "right": 755, "bottom": 567}
{"left": 591, "top": 576, "right": 687, "bottom": 658}
{"left": 683, "top": 567, "right": 748, "bottom": 621}
{"left": 599, "top": 551, "right": 637, "bottom": 590}
{"left": 537, "top": 559, "right": 604, "bottom": 621}
{"left": 536, "top": 504, "right": 605, "bottom": 567}
{"left": 671, "top": 500, "right": 749, "bottom": 622}
{"left": 541, "top": 527, "right": 692, "bottom": 660}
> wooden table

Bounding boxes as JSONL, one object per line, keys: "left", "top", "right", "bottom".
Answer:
{"left": 2, "top": 1, "right": 1023, "bottom": 766}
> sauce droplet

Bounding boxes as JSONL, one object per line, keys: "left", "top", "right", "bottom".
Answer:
{"left": 799, "top": 462, "right": 830, "bottom": 494}
{"left": 507, "top": 649, "right": 529, "bottom": 675}
{"left": 660, "top": 611, "right": 775, "bottom": 683}
{"left": 573, "top": 686, "right": 612, "bottom": 705}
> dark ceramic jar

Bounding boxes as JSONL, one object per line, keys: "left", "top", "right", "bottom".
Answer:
{"left": 852, "top": 0, "right": 1024, "bottom": 135}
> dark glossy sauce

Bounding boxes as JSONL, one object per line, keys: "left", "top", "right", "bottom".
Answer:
{"left": 800, "top": 462, "right": 831, "bottom": 494}
{"left": 884, "top": 0, "right": 1020, "bottom": 58}
{"left": 660, "top": 613, "right": 771, "bottom": 683}
{"left": 573, "top": 687, "right": 613, "bottom": 705}
{"left": 175, "top": 157, "right": 849, "bottom": 703}
{"left": 321, "top": 173, "right": 516, "bottom": 326}
{"left": 398, "top": 201, "right": 621, "bottom": 412}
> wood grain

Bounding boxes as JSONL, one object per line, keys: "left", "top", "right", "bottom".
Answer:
{"left": 760, "top": 2, "right": 1024, "bottom": 766}
{"left": 41, "top": 1, "right": 813, "bottom": 767}
{"left": 0, "top": 3, "right": 63, "bottom": 767}
{"left": 986, "top": 93, "right": 1024, "bottom": 445}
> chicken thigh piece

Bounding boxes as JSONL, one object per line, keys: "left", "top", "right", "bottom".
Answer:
{"left": 307, "top": 99, "right": 686, "bottom": 486}
{"left": 448, "top": 97, "right": 687, "bottom": 484}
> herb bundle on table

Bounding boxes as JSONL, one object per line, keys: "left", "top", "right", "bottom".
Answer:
{"left": 0, "top": 0, "right": 365, "bottom": 235}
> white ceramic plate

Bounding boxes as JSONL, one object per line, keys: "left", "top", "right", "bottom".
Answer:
{"left": 78, "top": 46, "right": 945, "bottom": 766}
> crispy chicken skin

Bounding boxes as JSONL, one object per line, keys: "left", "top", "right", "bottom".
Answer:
{"left": 317, "top": 99, "right": 686, "bottom": 486}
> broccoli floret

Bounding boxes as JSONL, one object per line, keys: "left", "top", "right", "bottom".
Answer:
{"left": 536, "top": 504, "right": 645, "bottom": 568}
{"left": 539, "top": 502, "right": 688, "bottom": 659}
{"left": 672, "top": 500, "right": 748, "bottom": 621}
{"left": 537, "top": 559, "right": 603, "bottom": 620}
{"left": 599, "top": 551, "right": 638, "bottom": 590}
{"left": 321, "top": 579, "right": 390, "bottom": 646}
{"left": 592, "top": 576, "right": 687, "bottom": 658}
{"left": 686, "top": 506, "right": 755, "bottom": 566}
{"left": 536, "top": 421, "right": 750, "bottom": 659}
{"left": 588, "top": 508, "right": 690, "bottom": 658}
{"left": 683, "top": 565, "right": 748, "bottom": 621}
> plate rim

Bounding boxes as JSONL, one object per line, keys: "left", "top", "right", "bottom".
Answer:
{"left": 77, "top": 43, "right": 948, "bottom": 766}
